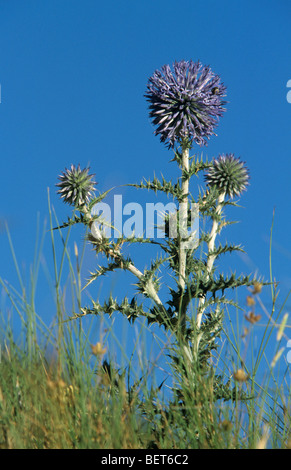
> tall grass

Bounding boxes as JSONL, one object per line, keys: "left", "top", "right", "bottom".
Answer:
{"left": 0, "top": 202, "right": 290, "bottom": 449}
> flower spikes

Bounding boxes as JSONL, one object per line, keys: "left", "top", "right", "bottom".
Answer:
{"left": 145, "top": 59, "right": 227, "bottom": 149}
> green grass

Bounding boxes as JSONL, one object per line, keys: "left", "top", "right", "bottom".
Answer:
{"left": 0, "top": 203, "right": 291, "bottom": 449}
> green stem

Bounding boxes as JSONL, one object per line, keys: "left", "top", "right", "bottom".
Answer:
{"left": 179, "top": 145, "right": 190, "bottom": 331}
{"left": 107, "top": 247, "right": 164, "bottom": 308}
{"left": 197, "top": 191, "right": 225, "bottom": 330}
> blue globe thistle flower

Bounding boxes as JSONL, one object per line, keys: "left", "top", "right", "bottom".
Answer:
{"left": 56, "top": 164, "right": 96, "bottom": 207}
{"left": 145, "top": 60, "right": 227, "bottom": 149}
{"left": 205, "top": 154, "right": 250, "bottom": 198}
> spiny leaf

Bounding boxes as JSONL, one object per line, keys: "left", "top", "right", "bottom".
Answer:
{"left": 182, "top": 157, "right": 212, "bottom": 179}
{"left": 82, "top": 261, "right": 121, "bottom": 290}
{"left": 127, "top": 175, "right": 182, "bottom": 199}
{"left": 208, "top": 242, "right": 245, "bottom": 258}
{"left": 52, "top": 214, "right": 84, "bottom": 230}
{"left": 87, "top": 187, "right": 115, "bottom": 210}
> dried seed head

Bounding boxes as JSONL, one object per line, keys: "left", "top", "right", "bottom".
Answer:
{"left": 91, "top": 342, "right": 107, "bottom": 356}
{"left": 233, "top": 368, "right": 248, "bottom": 382}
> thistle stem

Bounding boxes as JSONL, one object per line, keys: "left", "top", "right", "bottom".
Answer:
{"left": 179, "top": 145, "right": 190, "bottom": 329}
{"left": 197, "top": 191, "right": 225, "bottom": 329}
{"left": 107, "top": 248, "right": 164, "bottom": 308}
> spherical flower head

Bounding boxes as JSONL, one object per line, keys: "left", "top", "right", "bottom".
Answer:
{"left": 205, "top": 154, "right": 250, "bottom": 198}
{"left": 145, "top": 60, "right": 226, "bottom": 149}
{"left": 56, "top": 164, "right": 96, "bottom": 207}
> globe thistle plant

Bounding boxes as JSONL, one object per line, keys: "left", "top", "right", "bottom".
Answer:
{"left": 55, "top": 59, "right": 257, "bottom": 407}
{"left": 145, "top": 60, "right": 227, "bottom": 149}
{"left": 56, "top": 164, "right": 96, "bottom": 207}
{"left": 205, "top": 154, "right": 250, "bottom": 198}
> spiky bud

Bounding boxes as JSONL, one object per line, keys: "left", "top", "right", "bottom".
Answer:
{"left": 56, "top": 164, "right": 96, "bottom": 207}
{"left": 205, "top": 154, "right": 249, "bottom": 198}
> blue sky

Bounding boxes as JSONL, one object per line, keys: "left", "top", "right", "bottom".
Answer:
{"left": 0, "top": 0, "right": 291, "bottom": 378}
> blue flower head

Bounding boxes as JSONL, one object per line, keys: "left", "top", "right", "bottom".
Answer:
{"left": 145, "top": 60, "right": 227, "bottom": 149}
